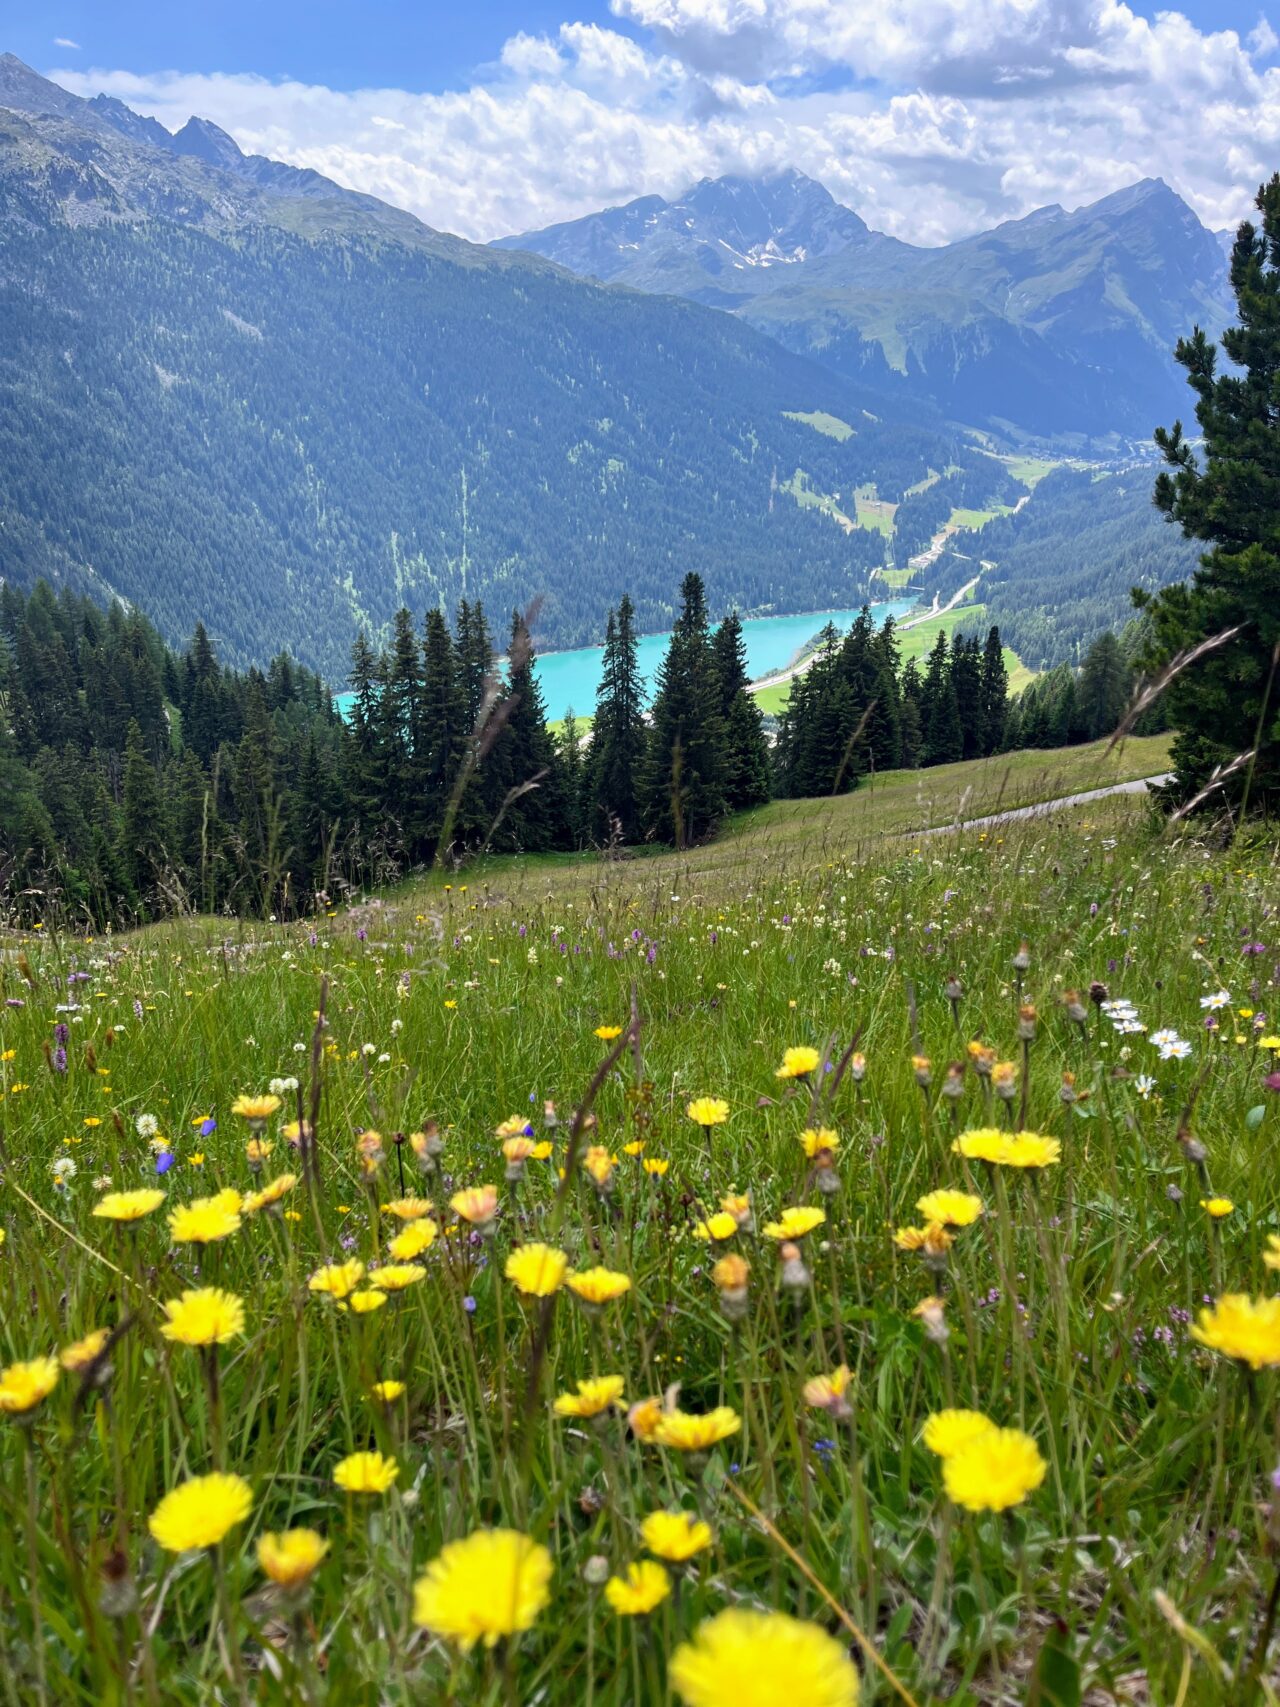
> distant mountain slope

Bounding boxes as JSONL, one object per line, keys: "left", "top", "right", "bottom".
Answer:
{"left": 952, "top": 465, "right": 1202, "bottom": 667}
{"left": 0, "top": 56, "right": 980, "bottom": 676}
{"left": 500, "top": 171, "right": 1234, "bottom": 445}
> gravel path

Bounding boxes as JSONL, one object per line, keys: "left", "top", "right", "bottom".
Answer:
{"left": 914, "top": 774, "right": 1172, "bottom": 838}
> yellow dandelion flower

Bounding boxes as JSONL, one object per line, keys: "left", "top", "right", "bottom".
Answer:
{"left": 943, "top": 1427, "right": 1047, "bottom": 1512}
{"left": 763, "top": 1206, "right": 826, "bottom": 1241}
{"left": 640, "top": 1510, "right": 713, "bottom": 1562}
{"left": 553, "top": 1376, "right": 626, "bottom": 1418}
{"left": 333, "top": 1450, "right": 399, "bottom": 1493}
{"left": 653, "top": 1407, "right": 741, "bottom": 1452}
{"left": 1191, "top": 1295, "right": 1280, "bottom": 1369}
{"left": 257, "top": 1527, "right": 329, "bottom": 1587}
{"left": 349, "top": 1290, "right": 388, "bottom": 1313}
{"left": 915, "top": 1189, "right": 983, "bottom": 1228}
{"left": 605, "top": 1560, "right": 671, "bottom": 1615}
{"left": 952, "top": 1127, "right": 1011, "bottom": 1163}
{"left": 709, "top": 1248, "right": 747, "bottom": 1287}
{"left": 369, "top": 1263, "right": 425, "bottom": 1292}
{"left": 1200, "top": 1197, "right": 1234, "bottom": 1218}
{"left": 388, "top": 1220, "right": 438, "bottom": 1260}
{"left": 450, "top": 1185, "right": 499, "bottom": 1228}
{"left": 670, "top": 1608, "right": 860, "bottom": 1707}
{"left": 167, "top": 1195, "right": 241, "bottom": 1245}
{"left": 922, "top": 1409, "right": 997, "bottom": 1458}
{"left": 148, "top": 1472, "right": 253, "bottom": 1551}
{"left": 412, "top": 1529, "right": 552, "bottom": 1651}
{"left": 799, "top": 1128, "right": 839, "bottom": 1159}
{"left": 802, "top": 1365, "right": 853, "bottom": 1412}
{"left": 92, "top": 1188, "right": 166, "bottom": 1223}
{"left": 565, "top": 1267, "right": 632, "bottom": 1306}
{"left": 385, "top": 1196, "right": 435, "bottom": 1221}
{"left": 230, "top": 1094, "right": 282, "bottom": 1122}
{"left": 505, "top": 1244, "right": 569, "bottom": 1298}
{"left": 643, "top": 1158, "right": 670, "bottom": 1176}
{"left": 1000, "top": 1133, "right": 1062, "bottom": 1170}
{"left": 0, "top": 1356, "right": 60, "bottom": 1414}
{"left": 308, "top": 1259, "right": 366, "bottom": 1301}
{"left": 242, "top": 1173, "right": 298, "bottom": 1213}
{"left": 60, "top": 1329, "right": 111, "bottom": 1373}
{"left": 693, "top": 1212, "right": 739, "bottom": 1242}
{"left": 775, "top": 1046, "right": 822, "bottom": 1080}
{"left": 370, "top": 1379, "right": 406, "bottom": 1403}
{"left": 687, "top": 1097, "right": 730, "bottom": 1128}
{"left": 160, "top": 1288, "right": 245, "bottom": 1347}
{"left": 594, "top": 1025, "right": 623, "bottom": 1040}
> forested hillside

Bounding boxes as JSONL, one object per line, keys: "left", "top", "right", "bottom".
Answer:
{"left": 0, "top": 73, "right": 977, "bottom": 677}
{"left": 954, "top": 467, "right": 1201, "bottom": 667}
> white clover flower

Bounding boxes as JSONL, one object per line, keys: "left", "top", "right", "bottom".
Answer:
{"left": 135, "top": 1113, "right": 158, "bottom": 1139}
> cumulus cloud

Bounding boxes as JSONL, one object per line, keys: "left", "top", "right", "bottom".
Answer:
{"left": 47, "top": 0, "right": 1276, "bottom": 244}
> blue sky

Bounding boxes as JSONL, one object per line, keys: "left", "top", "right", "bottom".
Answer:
{"left": 13, "top": 1, "right": 1267, "bottom": 90}
{"left": 16, "top": 2, "right": 1280, "bottom": 244}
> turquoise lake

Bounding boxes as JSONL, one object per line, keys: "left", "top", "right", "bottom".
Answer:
{"left": 335, "top": 600, "right": 915, "bottom": 725}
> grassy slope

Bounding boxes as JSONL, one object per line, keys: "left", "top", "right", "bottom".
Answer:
{"left": 5, "top": 731, "right": 1276, "bottom": 1707}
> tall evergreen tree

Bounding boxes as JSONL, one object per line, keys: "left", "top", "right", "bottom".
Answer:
{"left": 1140, "top": 173, "right": 1280, "bottom": 815}
{"left": 640, "top": 574, "right": 727, "bottom": 846}
{"left": 1077, "top": 631, "right": 1131, "bottom": 739}
{"left": 120, "top": 718, "right": 167, "bottom": 910}
{"left": 492, "top": 611, "right": 567, "bottom": 852}
{"left": 711, "top": 612, "right": 771, "bottom": 812}
{"left": 978, "top": 627, "right": 1009, "bottom": 756}
{"left": 419, "top": 610, "right": 467, "bottom": 855}
{"left": 587, "top": 595, "right": 647, "bottom": 843}
{"left": 921, "top": 632, "right": 962, "bottom": 766}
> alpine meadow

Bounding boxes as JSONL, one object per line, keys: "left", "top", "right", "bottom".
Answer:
{"left": 3, "top": 8, "right": 1280, "bottom": 1706}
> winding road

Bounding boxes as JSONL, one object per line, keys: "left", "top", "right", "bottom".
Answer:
{"left": 914, "top": 774, "right": 1173, "bottom": 838}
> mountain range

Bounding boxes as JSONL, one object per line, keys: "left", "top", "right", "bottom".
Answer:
{"left": 497, "top": 169, "right": 1235, "bottom": 445}
{"left": 0, "top": 53, "right": 1210, "bottom": 680}
{"left": 0, "top": 53, "right": 977, "bottom": 676}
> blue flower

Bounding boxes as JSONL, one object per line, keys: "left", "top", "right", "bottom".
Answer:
{"left": 155, "top": 1151, "right": 175, "bottom": 1176}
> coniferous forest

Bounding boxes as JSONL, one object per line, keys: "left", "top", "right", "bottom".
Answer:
{"left": 0, "top": 571, "right": 1157, "bottom": 928}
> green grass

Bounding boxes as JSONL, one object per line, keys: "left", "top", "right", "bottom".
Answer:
{"left": 872, "top": 565, "right": 919, "bottom": 590}
{"left": 782, "top": 409, "right": 856, "bottom": 442}
{"left": 780, "top": 471, "right": 856, "bottom": 531}
{"left": 11, "top": 731, "right": 1280, "bottom": 1707}
{"left": 946, "top": 504, "right": 1016, "bottom": 531}
{"left": 854, "top": 484, "right": 897, "bottom": 536}
{"left": 1002, "top": 456, "right": 1058, "bottom": 489}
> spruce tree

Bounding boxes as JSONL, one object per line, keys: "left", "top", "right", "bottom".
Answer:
{"left": 921, "top": 632, "right": 962, "bottom": 766}
{"left": 588, "top": 595, "right": 647, "bottom": 842}
{"left": 1141, "top": 173, "right": 1280, "bottom": 814}
{"left": 419, "top": 609, "right": 467, "bottom": 854}
{"left": 978, "top": 627, "right": 1009, "bottom": 756}
{"left": 711, "top": 612, "right": 771, "bottom": 811}
{"left": 120, "top": 718, "right": 167, "bottom": 911}
{"left": 493, "top": 611, "right": 567, "bottom": 852}
{"left": 1078, "top": 631, "right": 1131, "bottom": 739}
{"left": 640, "top": 574, "right": 727, "bottom": 845}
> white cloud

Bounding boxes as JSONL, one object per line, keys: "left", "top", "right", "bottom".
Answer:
{"left": 47, "top": 0, "right": 1274, "bottom": 244}
{"left": 1249, "top": 16, "right": 1279, "bottom": 58}
{"left": 52, "top": 37, "right": 80, "bottom": 50}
